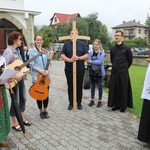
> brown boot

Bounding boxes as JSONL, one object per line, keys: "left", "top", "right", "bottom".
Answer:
{"left": 0, "top": 141, "right": 9, "bottom": 147}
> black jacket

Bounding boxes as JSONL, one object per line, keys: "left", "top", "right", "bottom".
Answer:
{"left": 110, "top": 43, "right": 132, "bottom": 75}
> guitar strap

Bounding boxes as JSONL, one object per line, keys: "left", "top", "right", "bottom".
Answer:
{"left": 35, "top": 46, "right": 44, "bottom": 67}
{"left": 16, "top": 48, "right": 22, "bottom": 60}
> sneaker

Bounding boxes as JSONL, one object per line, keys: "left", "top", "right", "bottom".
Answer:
{"left": 68, "top": 104, "right": 73, "bottom": 110}
{"left": 44, "top": 111, "right": 49, "bottom": 118}
{"left": 97, "top": 101, "right": 102, "bottom": 108}
{"left": 77, "top": 104, "right": 83, "bottom": 110}
{"left": 40, "top": 112, "right": 45, "bottom": 119}
{"left": 88, "top": 101, "right": 94, "bottom": 107}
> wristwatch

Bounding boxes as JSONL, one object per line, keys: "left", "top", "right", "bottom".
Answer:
{"left": 78, "top": 57, "right": 81, "bottom": 61}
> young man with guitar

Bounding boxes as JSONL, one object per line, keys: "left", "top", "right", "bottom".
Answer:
{"left": 29, "top": 34, "right": 53, "bottom": 119}
{"left": 3, "top": 31, "right": 32, "bottom": 131}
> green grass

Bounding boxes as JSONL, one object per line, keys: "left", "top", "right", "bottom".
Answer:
{"left": 128, "top": 65, "right": 147, "bottom": 118}
{"left": 103, "top": 65, "right": 147, "bottom": 118}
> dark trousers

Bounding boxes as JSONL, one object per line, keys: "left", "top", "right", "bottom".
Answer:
{"left": 65, "top": 69, "right": 85, "bottom": 106}
{"left": 36, "top": 86, "right": 49, "bottom": 110}
{"left": 9, "top": 78, "right": 26, "bottom": 116}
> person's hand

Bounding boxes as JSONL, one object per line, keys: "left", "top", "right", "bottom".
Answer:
{"left": 49, "top": 50, "right": 54, "bottom": 59}
{"left": 45, "top": 70, "right": 49, "bottom": 76}
{"left": 41, "top": 70, "right": 48, "bottom": 76}
{"left": 14, "top": 75, "right": 22, "bottom": 81}
{"left": 8, "top": 78, "right": 14, "bottom": 83}
{"left": 71, "top": 55, "right": 79, "bottom": 62}
{"left": 87, "top": 60, "right": 92, "bottom": 64}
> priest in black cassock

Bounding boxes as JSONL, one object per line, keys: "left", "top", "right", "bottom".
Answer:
{"left": 108, "top": 30, "right": 133, "bottom": 112}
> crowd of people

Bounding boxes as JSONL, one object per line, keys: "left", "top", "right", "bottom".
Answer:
{"left": 0, "top": 29, "right": 149, "bottom": 147}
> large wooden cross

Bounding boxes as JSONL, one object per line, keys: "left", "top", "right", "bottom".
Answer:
{"left": 59, "top": 21, "right": 90, "bottom": 112}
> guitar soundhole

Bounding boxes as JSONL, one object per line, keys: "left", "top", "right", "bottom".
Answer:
{"left": 35, "top": 90, "right": 44, "bottom": 94}
{"left": 15, "top": 66, "right": 21, "bottom": 71}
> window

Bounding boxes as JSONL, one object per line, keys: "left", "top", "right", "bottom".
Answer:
{"left": 145, "top": 30, "right": 147, "bottom": 34}
{"left": 124, "top": 29, "right": 127, "bottom": 34}
{"left": 129, "top": 29, "right": 134, "bottom": 34}
{"left": 138, "top": 29, "right": 141, "bottom": 34}
{"left": 54, "top": 17, "right": 57, "bottom": 22}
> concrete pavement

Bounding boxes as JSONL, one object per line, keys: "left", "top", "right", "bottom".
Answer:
{"left": 2, "top": 61, "right": 150, "bottom": 150}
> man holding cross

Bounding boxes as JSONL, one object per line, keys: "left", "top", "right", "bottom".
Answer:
{"left": 61, "top": 28, "right": 88, "bottom": 110}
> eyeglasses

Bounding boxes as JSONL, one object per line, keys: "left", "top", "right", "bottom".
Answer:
{"left": 36, "top": 39, "right": 43, "bottom": 41}
{"left": 114, "top": 35, "right": 122, "bottom": 37}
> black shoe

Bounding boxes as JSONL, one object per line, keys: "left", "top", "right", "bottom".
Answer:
{"left": 77, "top": 104, "right": 83, "bottom": 110}
{"left": 88, "top": 101, "right": 94, "bottom": 107}
{"left": 97, "top": 101, "right": 102, "bottom": 108}
{"left": 68, "top": 104, "right": 73, "bottom": 110}
{"left": 44, "top": 111, "right": 49, "bottom": 118}
{"left": 40, "top": 112, "right": 45, "bottom": 119}
{"left": 120, "top": 108, "right": 125, "bottom": 112}
{"left": 112, "top": 107, "right": 120, "bottom": 111}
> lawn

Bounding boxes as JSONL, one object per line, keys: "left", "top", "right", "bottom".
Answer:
{"left": 128, "top": 65, "right": 147, "bottom": 118}
{"left": 103, "top": 64, "right": 147, "bottom": 118}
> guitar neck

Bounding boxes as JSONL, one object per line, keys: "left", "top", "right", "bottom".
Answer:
{"left": 45, "top": 59, "right": 51, "bottom": 70}
{"left": 19, "top": 52, "right": 42, "bottom": 69}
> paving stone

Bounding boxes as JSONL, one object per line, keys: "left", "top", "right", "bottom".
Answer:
{"left": 6, "top": 61, "right": 146, "bottom": 150}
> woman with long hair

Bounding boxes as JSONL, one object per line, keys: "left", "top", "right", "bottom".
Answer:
{"left": 87, "top": 39, "right": 105, "bottom": 108}
{"left": 29, "top": 34, "right": 53, "bottom": 119}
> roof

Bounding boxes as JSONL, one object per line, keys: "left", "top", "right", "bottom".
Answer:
{"left": 50, "top": 13, "right": 80, "bottom": 26}
{"left": 0, "top": 7, "right": 41, "bottom": 16}
{"left": 112, "top": 20, "right": 149, "bottom": 29}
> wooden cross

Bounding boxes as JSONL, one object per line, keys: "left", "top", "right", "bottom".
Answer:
{"left": 59, "top": 21, "right": 90, "bottom": 112}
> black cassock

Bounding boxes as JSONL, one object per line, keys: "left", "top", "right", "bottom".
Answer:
{"left": 108, "top": 43, "right": 133, "bottom": 110}
{"left": 138, "top": 99, "right": 150, "bottom": 142}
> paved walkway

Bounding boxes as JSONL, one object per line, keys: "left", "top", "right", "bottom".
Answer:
{"left": 2, "top": 61, "right": 150, "bottom": 150}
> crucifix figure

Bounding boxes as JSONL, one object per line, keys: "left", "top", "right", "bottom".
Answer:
{"left": 60, "top": 21, "right": 90, "bottom": 112}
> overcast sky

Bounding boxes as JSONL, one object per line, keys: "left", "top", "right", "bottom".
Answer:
{"left": 24, "top": 0, "right": 150, "bottom": 32}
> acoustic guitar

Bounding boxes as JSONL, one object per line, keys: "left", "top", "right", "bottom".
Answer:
{"left": 6, "top": 50, "right": 47, "bottom": 89}
{"left": 29, "top": 58, "right": 51, "bottom": 101}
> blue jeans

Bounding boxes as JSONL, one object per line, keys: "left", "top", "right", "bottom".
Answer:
{"left": 90, "top": 77, "right": 103, "bottom": 101}
{"left": 9, "top": 78, "right": 26, "bottom": 116}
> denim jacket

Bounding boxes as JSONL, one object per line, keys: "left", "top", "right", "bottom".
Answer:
{"left": 88, "top": 50, "right": 105, "bottom": 76}
{"left": 29, "top": 49, "right": 51, "bottom": 84}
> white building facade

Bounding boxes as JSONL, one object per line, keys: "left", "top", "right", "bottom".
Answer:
{"left": 0, "top": 0, "right": 40, "bottom": 51}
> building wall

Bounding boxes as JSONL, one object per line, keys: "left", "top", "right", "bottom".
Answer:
{"left": 0, "top": 12, "right": 34, "bottom": 47}
{"left": 51, "top": 14, "right": 60, "bottom": 26}
{"left": 105, "top": 51, "right": 149, "bottom": 66}
{"left": 0, "top": 0, "right": 24, "bottom": 10}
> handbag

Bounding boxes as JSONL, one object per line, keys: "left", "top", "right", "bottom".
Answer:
{"left": 89, "top": 64, "right": 102, "bottom": 80}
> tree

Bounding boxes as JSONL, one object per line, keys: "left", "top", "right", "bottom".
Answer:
{"left": 34, "top": 26, "right": 39, "bottom": 35}
{"left": 85, "top": 12, "right": 110, "bottom": 50}
{"left": 145, "top": 17, "right": 150, "bottom": 27}
{"left": 133, "top": 38, "right": 147, "bottom": 47}
{"left": 36, "top": 25, "right": 52, "bottom": 48}
{"left": 35, "top": 12, "right": 110, "bottom": 50}
{"left": 109, "top": 38, "right": 147, "bottom": 49}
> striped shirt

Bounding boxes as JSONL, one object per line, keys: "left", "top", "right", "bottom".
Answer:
{"left": 3, "top": 46, "right": 22, "bottom": 65}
